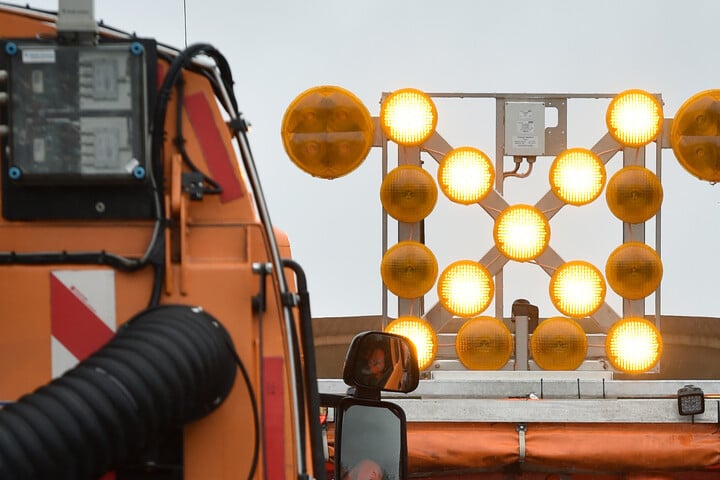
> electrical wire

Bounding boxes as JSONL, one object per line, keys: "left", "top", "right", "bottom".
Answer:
{"left": 0, "top": 20, "right": 166, "bottom": 307}
{"left": 174, "top": 72, "right": 223, "bottom": 195}
{"left": 226, "top": 340, "right": 260, "bottom": 480}
{"left": 0, "top": 9, "right": 304, "bottom": 475}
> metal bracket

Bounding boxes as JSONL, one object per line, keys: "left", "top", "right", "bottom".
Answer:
{"left": 516, "top": 423, "right": 527, "bottom": 463}
{"left": 182, "top": 172, "right": 205, "bottom": 201}
{"left": 252, "top": 262, "right": 272, "bottom": 313}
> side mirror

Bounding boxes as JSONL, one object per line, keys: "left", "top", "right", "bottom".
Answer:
{"left": 342, "top": 331, "right": 419, "bottom": 396}
{"left": 334, "top": 397, "right": 407, "bottom": 480}
{"left": 330, "top": 332, "right": 417, "bottom": 480}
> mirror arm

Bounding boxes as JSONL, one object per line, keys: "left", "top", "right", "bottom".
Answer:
{"left": 349, "top": 387, "right": 381, "bottom": 402}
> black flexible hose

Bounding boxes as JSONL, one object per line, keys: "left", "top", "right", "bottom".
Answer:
{"left": 0, "top": 304, "right": 237, "bottom": 480}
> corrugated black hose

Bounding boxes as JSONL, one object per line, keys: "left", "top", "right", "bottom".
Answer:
{"left": 0, "top": 304, "right": 238, "bottom": 480}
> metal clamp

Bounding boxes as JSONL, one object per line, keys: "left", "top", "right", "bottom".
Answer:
{"left": 516, "top": 423, "right": 527, "bottom": 463}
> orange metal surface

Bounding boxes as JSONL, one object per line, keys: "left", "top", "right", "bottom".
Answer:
{"left": 0, "top": 7, "right": 306, "bottom": 480}
{"left": 327, "top": 422, "right": 720, "bottom": 478}
{"left": 405, "top": 422, "right": 720, "bottom": 477}
{"left": 0, "top": 8, "right": 55, "bottom": 38}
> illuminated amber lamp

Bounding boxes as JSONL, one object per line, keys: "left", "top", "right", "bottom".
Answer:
{"left": 437, "top": 260, "right": 494, "bottom": 317}
{"left": 455, "top": 316, "right": 513, "bottom": 370}
{"left": 281, "top": 85, "right": 374, "bottom": 179}
{"left": 606, "top": 89, "right": 663, "bottom": 148}
{"left": 606, "top": 166, "right": 663, "bottom": 224}
{"left": 530, "top": 317, "right": 588, "bottom": 370}
{"left": 670, "top": 89, "right": 720, "bottom": 182}
{"left": 385, "top": 316, "right": 438, "bottom": 370}
{"left": 605, "top": 242, "right": 662, "bottom": 300}
{"left": 549, "top": 148, "right": 606, "bottom": 206}
{"left": 606, "top": 317, "right": 662, "bottom": 374}
{"left": 380, "top": 88, "right": 437, "bottom": 146}
{"left": 380, "top": 165, "right": 438, "bottom": 223}
{"left": 493, "top": 205, "right": 550, "bottom": 262}
{"left": 437, "top": 147, "right": 495, "bottom": 205}
{"left": 549, "top": 261, "right": 606, "bottom": 318}
{"left": 380, "top": 241, "right": 438, "bottom": 299}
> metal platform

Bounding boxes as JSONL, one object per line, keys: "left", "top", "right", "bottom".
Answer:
{"left": 318, "top": 374, "right": 720, "bottom": 424}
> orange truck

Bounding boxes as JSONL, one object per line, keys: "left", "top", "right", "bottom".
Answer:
{"left": 0, "top": 1, "right": 420, "bottom": 479}
{"left": 4, "top": 2, "right": 720, "bottom": 480}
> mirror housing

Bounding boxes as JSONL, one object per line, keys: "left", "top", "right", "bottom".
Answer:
{"left": 343, "top": 331, "right": 419, "bottom": 397}
{"left": 335, "top": 397, "right": 408, "bottom": 480}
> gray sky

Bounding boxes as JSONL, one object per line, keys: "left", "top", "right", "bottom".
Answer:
{"left": 12, "top": 0, "right": 720, "bottom": 320}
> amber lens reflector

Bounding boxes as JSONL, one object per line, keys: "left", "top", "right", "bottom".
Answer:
{"left": 605, "top": 242, "right": 662, "bottom": 300}
{"left": 530, "top": 317, "right": 588, "bottom": 370}
{"left": 549, "top": 261, "right": 606, "bottom": 318}
{"left": 549, "top": 148, "right": 606, "bottom": 206}
{"left": 385, "top": 316, "right": 437, "bottom": 370}
{"left": 493, "top": 205, "right": 550, "bottom": 262}
{"left": 606, "top": 317, "right": 662, "bottom": 374}
{"left": 281, "top": 85, "right": 373, "bottom": 179}
{"left": 381, "top": 241, "right": 438, "bottom": 299}
{"left": 606, "top": 89, "right": 663, "bottom": 148}
{"left": 437, "top": 260, "right": 494, "bottom": 318}
{"left": 606, "top": 166, "right": 663, "bottom": 224}
{"left": 380, "top": 88, "right": 437, "bottom": 146}
{"left": 380, "top": 165, "right": 438, "bottom": 223}
{"left": 438, "top": 147, "right": 495, "bottom": 204}
{"left": 456, "top": 316, "right": 513, "bottom": 370}
{"left": 670, "top": 89, "right": 720, "bottom": 182}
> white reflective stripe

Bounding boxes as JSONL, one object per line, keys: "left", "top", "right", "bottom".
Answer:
{"left": 51, "top": 336, "right": 77, "bottom": 378}
{"left": 50, "top": 269, "right": 116, "bottom": 378}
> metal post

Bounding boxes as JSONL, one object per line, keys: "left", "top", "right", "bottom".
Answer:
{"left": 512, "top": 299, "right": 538, "bottom": 371}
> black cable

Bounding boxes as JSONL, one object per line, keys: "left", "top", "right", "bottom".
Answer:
{"left": 225, "top": 341, "right": 260, "bottom": 480}
{"left": 283, "top": 259, "right": 327, "bottom": 480}
{"left": 0, "top": 41, "right": 166, "bottom": 284}
{"left": 147, "top": 263, "right": 164, "bottom": 308}
{"left": 174, "top": 73, "right": 222, "bottom": 195}
{"left": 152, "top": 43, "right": 220, "bottom": 196}
{"left": 0, "top": 251, "right": 143, "bottom": 272}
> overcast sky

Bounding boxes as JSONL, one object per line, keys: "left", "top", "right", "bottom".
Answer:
{"left": 10, "top": 0, "right": 720, "bottom": 320}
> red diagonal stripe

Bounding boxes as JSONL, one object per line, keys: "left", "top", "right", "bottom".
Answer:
{"left": 263, "top": 356, "right": 285, "bottom": 480}
{"left": 50, "top": 274, "right": 114, "bottom": 361}
{"left": 184, "top": 92, "right": 244, "bottom": 203}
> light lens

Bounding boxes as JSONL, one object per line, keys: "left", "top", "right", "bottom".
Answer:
{"left": 606, "top": 89, "right": 663, "bottom": 148}
{"left": 670, "top": 89, "right": 720, "bottom": 182}
{"left": 455, "top": 316, "right": 513, "bottom": 370}
{"left": 493, "top": 204, "right": 550, "bottom": 262}
{"left": 381, "top": 241, "right": 438, "bottom": 299}
{"left": 437, "top": 260, "right": 494, "bottom": 318}
{"left": 437, "top": 147, "right": 495, "bottom": 205}
{"left": 549, "top": 261, "right": 606, "bottom": 318}
{"left": 530, "top": 317, "right": 588, "bottom": 371}
{"left": 380, "top": 88, "right": 437, "bottom": 146}
{"left": 380, "top": 165, "right": 438, "bottom": 223}
{"left": 606, "top": 166, "right": 663, "bottom": 224}
{"left": 549, "top": 148, "right": 606, "bottom": 206}
{"left": 605, "top": 242, "right": 663, "bottom": 300}
{"left": 678, "top": 385, "right": 705, "bottom": 416}
{"left": 281, "top": 85, "right": 373, "bottom": 179}
{"left": 606, "top": 317, "right": 662, "bottom": 374}
{"left": 385, "top": 316, "right": 437, "bottom": 370}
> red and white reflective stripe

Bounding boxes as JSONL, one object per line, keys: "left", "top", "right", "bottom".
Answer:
{"left": 50, "top": 270, "right": 116, "bottom": 378}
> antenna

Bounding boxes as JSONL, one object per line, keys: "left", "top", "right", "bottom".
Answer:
{"left": 183, "top": 0, "right": 188, "bottom": 48}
